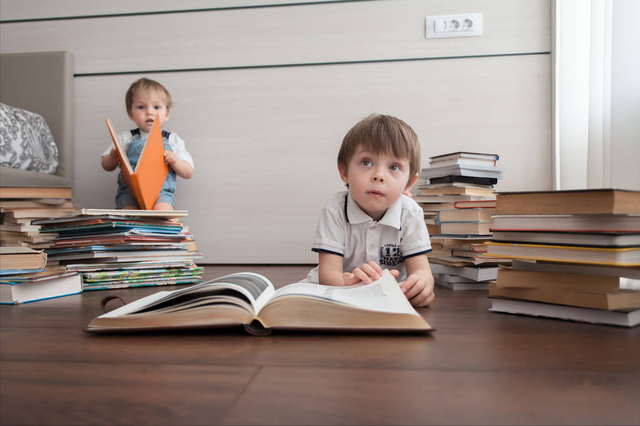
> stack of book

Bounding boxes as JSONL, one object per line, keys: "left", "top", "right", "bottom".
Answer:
{"left": 31, "top": 209, "right": 204, "bottom": 291}
{"left": 0, "top": 246, "right": 82, "bottom": 304}
{"left": 0, "top": 186, "right": 76, "bottom": 249}
{"left": 486, "top": 188, "right": 640, "bottom": 327}
{"left": 416, "top": 152, "right": 509, "bottom": 290}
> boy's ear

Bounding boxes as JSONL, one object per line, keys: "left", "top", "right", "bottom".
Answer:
{"left": 338, "top": 164, "right": 349, "bottom": 184}
{"left": 405, "top": 173, "right": 419, "bottom": 191}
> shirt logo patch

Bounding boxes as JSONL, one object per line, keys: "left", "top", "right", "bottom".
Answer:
{"left": 380, "top": 244, "right": 403, "bottom": 266}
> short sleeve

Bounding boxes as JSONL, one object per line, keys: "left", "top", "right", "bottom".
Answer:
{"left": 400, "top": 203, "right": 432, "bottom": 259}
{"left": 311, "top": 204, "right": 347, "bottom": 257}
{"left": 102, "top": 131, "right": 131, "bottom": 156}
{"left": 169, "top": 133, "right": 194, "bottom": 169}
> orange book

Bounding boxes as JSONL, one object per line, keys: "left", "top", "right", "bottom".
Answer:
{"left": 106, "top": 118, "right": 169, "bottom": 210}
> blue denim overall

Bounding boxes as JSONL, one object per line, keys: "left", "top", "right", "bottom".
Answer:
{"left": 115, "top": 129, "right": 177, "bottom": 209}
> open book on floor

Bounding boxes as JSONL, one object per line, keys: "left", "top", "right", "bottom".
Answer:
{"left": 85, "top": 270, "right": 433, "bottom": 334}
{"left": 106, "top": 117, "right": 168, "bottom": 210}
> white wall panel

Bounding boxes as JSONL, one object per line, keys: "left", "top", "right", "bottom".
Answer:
{"left": 0, "top": 0, "right": 341, "bottom": 21}
{"left": 1, "top": 0, "right": 550, "bottom": 75}
{"left": 75, "top": 54, "right": 551, "bottom": 263}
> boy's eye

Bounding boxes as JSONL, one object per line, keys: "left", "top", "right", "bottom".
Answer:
{"left": 154, "top": 105, "right": 162, "bottom": 110}
{"left": 389, "top": 164, "right": 401, "bottom": 172}
{"left": 360, "top": 159, "right": 372, "bottom": 167}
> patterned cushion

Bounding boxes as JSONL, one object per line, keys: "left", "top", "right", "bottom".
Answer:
{"left": 0, "top": 103, "right": 58, "bottom": 174}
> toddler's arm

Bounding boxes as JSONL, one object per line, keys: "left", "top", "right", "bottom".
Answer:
{"left": 400, "top": 254, "right": 435, "bottom": 307}
{"left": 101, "top": 148, "right": 119, "bottom": 171}
{"left": 164, "top": 151, "right": 194, "bottom": 179}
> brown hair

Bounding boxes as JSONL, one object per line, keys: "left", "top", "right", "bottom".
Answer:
{"left": 125, "top": 78, "right": 173, "bottom": 115}
{"left": 337, "top": 114, "right": 421, "bottom": 186}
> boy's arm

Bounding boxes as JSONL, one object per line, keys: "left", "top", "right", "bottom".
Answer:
{"left": 318, "top": 252, "right": 348, "bottom": 286}
{"left": 401, "top": 254, "right": 435, "bottom": 307}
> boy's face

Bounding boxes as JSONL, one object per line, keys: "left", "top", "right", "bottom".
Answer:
{"left": 339, "top": 146, "right": 418, "bottom": 221}
{"left": 128, "top": 89, "right": 170, "bottom": 133}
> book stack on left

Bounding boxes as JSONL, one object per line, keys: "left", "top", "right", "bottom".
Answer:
{"left": 31, "top": 209, "right": 204, "bottom": 292}
{"left": 0, "top": 186, "right": 76, "bottom": 249}
{"left": 0, "top": 187, "right": 83, "bottom": 304}
{"left": 486, "top": 188, "right": 640, "bottom": 327}
{"left": 416, "top": 152, "right": 510, "bottom": 290}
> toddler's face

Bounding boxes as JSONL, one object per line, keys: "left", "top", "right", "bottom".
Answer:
{"left": 339, "top": 146, "right": 414, "bottom": 221}
{"left": 128, "top": 89, "right": 170, "bottom": 133}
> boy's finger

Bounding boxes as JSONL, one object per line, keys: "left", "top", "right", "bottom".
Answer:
{"left": 360, "top": 264, "right": 380, "bottom": 281}
{"left": 401, "top": 275, "right": 420, "bottom": 296}
{"left": 389, "top": 269, "right": 400, "bottom": 278}
{"left": 353, "top": 268, "right": 372, "bottom": 284}
{"left": 343, "top": 272, "right": 359, "bottom": 286}
{"left": 367, "top": 261, "right": 384, "bottom": 275}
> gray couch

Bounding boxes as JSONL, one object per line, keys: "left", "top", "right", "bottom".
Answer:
{"left": 0, "top": 51, "right": 74, "bottom": 188}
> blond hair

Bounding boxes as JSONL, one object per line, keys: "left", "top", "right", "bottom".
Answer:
{"left": 125, "top": 78, "right": 173, "bottom": 115}
{"left": 337, "top": 114, "right": 421, "bottom": 186}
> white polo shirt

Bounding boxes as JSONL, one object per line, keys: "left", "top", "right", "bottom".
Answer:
{"left": 305, "top": 191, "right": 432, "bottom": 283}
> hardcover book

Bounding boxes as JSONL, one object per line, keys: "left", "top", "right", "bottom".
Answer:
{"left": 494, "top": 189, "right": 640, "bottom": 215}
{"left": 1, "top": 272, "right": 82, "bottom": 305}
{"left": 85, "top": 270, "right": 433, "bottom": 334}
{"left": 106, "top": 117, "right": 168, "bottom": 210}
{"left": 485, "top": 241, "right": 640, "bottom": 266}
{"left": 489, "top": 298, "right": 640, "bottom": 328}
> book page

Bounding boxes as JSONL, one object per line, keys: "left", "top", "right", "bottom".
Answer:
{"left": 98, "top": 272, "right": 274, "bottom": 318}
{"left": 264, "top": 270, "right": 418, "bottom": 316}
{"left": 105, "top": 119, "right": 134, "bottom": 174}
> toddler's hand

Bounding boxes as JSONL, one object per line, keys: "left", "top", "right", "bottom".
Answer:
{"left": 109, "top": 148, "right": 120, "bottom": 166}
{"left": 399, "top": 274, "right": 435, "bottom": 307}
{"left": 164, "top": 150, "right": 177, "bottom": 166}
{"left": 343, "top": 261, "right": 399, "bottom": 286}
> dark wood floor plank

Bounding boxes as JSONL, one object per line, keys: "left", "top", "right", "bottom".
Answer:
{"left": 1, "top": 265, "right": 640, "bottom": 425}
{"left": 0, "top": 360, "right": 258, "bottom": 426}
{"left": 224, "top": 367, "right": 640, "bottom": 425}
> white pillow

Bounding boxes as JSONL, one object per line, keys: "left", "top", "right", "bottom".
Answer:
{"left": 0, "top": 102, "right": 58, "bottom": 174}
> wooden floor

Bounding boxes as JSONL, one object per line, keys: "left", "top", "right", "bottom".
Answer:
{"left": 1, "top": 265, "right": 639, "bottom": 425}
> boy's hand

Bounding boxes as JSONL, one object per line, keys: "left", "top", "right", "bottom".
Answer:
{"left": 343, "top": 261, "right": 399, "bottom": 286}
{"left": 399, "top": 274, "right": 435, "bottom": 307}
{"left": 109, "top": 148, "right": 120, "bottom": 165}
{"left": 164, "top": 150, "right": 178, "bottom": 166}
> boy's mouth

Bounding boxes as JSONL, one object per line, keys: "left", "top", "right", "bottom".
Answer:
{"left": 367, "top": 190, "right": 384, "bottom": 198}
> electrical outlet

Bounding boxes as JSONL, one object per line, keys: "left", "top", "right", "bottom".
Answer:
{"left": 425, "top": 13, "right": 483, "bottom": 39}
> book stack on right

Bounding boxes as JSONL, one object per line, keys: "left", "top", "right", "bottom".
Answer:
{"left": 486, "top": 188, "right": 640, "bottom": 327}
{"left": 416, "top": 152, "right": 508, "bottom": 290}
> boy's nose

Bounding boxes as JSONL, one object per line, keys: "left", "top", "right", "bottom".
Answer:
{"left": 372, "top": 171, "right": 385, "bottom": 183}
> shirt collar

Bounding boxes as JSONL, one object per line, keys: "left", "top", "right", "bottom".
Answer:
{"left": 345, "top": 193, "right": 403, "bottom": 230}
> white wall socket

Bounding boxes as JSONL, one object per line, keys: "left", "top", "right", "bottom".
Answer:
{"left": 425, "top": 13, "right": 483, "bottom": 39}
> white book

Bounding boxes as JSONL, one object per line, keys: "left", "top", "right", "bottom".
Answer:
{"left": 1, "top": 273, "right": 82, "bottom": 305}
{"left": 490, "top": 298, "right": 640, "bottom": 328}
{"left": 429, "top": 262, "right": 498, "bottom": 281}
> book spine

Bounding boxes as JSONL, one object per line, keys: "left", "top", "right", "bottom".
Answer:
{"left": 130, "top": 174, "right": 148, "bottom": 210}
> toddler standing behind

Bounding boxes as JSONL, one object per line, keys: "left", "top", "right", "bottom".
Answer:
{"left": 101, "top": 78, "right": 194, "bottom": 210}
